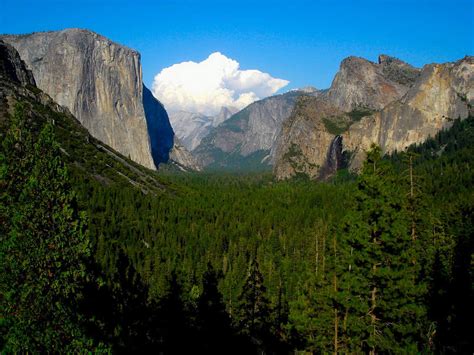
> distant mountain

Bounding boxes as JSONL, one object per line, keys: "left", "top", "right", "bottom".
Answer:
{"left": 0, "top": 28, "right": 197, "bottom": 171}
{"left": 168, "top": 106, "right": 237, "bottom": 151}
{"left": 193, "top": 88, "right": 319, "bottom": 171}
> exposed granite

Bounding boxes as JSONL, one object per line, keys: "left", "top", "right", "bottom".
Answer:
{"left": 273, "top": 55, "right": 472, "bottom": 180}
{"left": 343, "top": 56, "right": 474, "bottom": 170}
{"left": 325, "top": 55, "right": 420, "bottom": 111}
{"left": 273, "top": 95, "right": 346, "bottom": 179}
{"left": 168, "top": 136, "right": 202, "bottom": 171}
{"left": 0, "top": 40, "right": 35, "bottom": 86}
{"left": 1, "top": 29, "right": 179, "bottom": 170}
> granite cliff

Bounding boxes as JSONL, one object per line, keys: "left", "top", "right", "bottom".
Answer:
{"left": 273, "top": 55, "right": 473, "bottom": 180}
{"left": 343, "top": 56, "right": 474, "bottom": 169}
{"left": 0, "top": 40, "right": 166, "bottom": 193}
{"left": 1, "top": 28, "right": 179, "bottom": 170}
{"left": 325, "top": 55, "right": 420, "bottom": 111}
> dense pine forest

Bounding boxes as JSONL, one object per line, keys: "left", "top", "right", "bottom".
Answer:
{"left": 1, "top": 97, "right": 473, "bottom": 352}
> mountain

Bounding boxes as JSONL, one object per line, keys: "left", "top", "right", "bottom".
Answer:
{"left": 168, "top": 106, "right": 237, "bottom": 151}
{"left": 273, "top": 55, "right": 473, "bottom": 180}
{"left": 0, "top": 28, "right": 192, "bottom": 170}
{"left": 169, "top": 111, "right": 213, "bottom": 151}
{"left": 343, "top": 56, "right": 473, "bottom": 169}
{"left": 193, "top": 88, "right": 319, "bottom": 170}
{"left": 325, "top": 55, "right": 421, "bottom": 111}
{"left": 0, "top": 39, "right": 166, "bottom": 193}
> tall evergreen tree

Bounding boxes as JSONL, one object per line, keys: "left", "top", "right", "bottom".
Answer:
{"left": 235, "top": 256, "right": 271, "bottom": 347}
{"left": 0, "top": 105, "right": 93, "bottom": 351}
{"left": 339, "top": 145, "right": 426, "bottom": 353}
{"left": 196, "top": 263, "right": 234, "bottom": 353}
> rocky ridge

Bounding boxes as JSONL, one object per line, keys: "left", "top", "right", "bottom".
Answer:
{"left": 343, "top": 56, "right": 474, "bottom": 169}
{"left": 273, "top": 55, "right": 473, "bottom": 180}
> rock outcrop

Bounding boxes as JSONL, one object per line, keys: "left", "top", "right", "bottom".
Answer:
{"left": 343, "top": 56, "right": 474, "bottom": 169}
{"left": 273, "top": 95, "right": 347, "bottom": 180}
{"left": 274, "top": 55, "right": 473, "bottom": 180}
{"left": 0, "top": 40, "right": 35, "bottom": 86}
{"left": 325, "top": 55, "right": 420, "bottom": 111}
{"left": 169, "top": 137, "right": 202, "bottom": 171}
{"left": 1, "top": 29, "right": 176, "bottom": 170}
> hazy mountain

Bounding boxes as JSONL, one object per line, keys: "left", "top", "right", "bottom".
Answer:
{"left": 193, "top": 88, "right": 319, "bottom": 170}
{"left": 168, "top": 106, "right": 237, "bottom": 151}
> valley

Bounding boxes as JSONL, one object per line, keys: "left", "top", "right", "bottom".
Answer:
{"left": 1, "top": 20, "right": 473, "bottom": 354}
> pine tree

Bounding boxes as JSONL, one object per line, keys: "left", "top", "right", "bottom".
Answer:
{"left": 0, "top": 105, "right": 92, "bottom": 351}
{"left": 196, "top": 263, "right": 234, "bottom": 353}
{"left": 339, "top": 145, "right": 426, "bottom": 353}
{"left": 235, "top": 256, "right": 271, "bottom": 346}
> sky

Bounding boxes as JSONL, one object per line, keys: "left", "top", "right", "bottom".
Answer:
{"left": 1, "top": 0, "right": 473, "bottom": 114}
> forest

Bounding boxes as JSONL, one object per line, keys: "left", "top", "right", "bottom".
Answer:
{"left": 1, "top": 100, "right": 473, "bottom": 353}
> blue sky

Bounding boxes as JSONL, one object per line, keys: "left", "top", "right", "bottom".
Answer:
{"left": 1, "top": 0, "right": 473, "bottom": 91}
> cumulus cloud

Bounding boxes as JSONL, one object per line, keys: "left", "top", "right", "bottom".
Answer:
{"left": 152, "top": 52, "right": 289, "bottom": 116}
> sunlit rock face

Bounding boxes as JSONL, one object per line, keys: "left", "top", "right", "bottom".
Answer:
{"left": 273, "top": 95, "right": 345, "bottom": 180}
{"left": 325, "top": 55, "right": 420, "bottom": 111}
{"left": 273, "top": 55, "right": 473, "bottom": 180}
{"left": 1, "top": 28, "right": 177, "bottom": 169}
{"left": 343, "top": 56, "right": 474, "bottom": 170}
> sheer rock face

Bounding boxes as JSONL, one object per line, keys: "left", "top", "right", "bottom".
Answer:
{"left": 325, "top": 55, "right": 420, "bottom": 111}
{"left": 142, "top": 85, "right": 174, "bottom": 165}
{"left": 273, "top": 96, "right": 345, "bottom": 180}
{"left": 1, "top": 29, "right": 175, "bottom": 170}
{"left": 194, "top": 89, "right": 317, "bottom": 168}
{"left": 274, "top": 55, "right": 472, "bottom": 180}
{"left": 343, "top": 56, "right": 474, "bottom": 170}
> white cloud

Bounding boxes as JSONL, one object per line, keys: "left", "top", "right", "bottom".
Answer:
{"left": 152, "top": 52, "right": 289, "bottom": 116}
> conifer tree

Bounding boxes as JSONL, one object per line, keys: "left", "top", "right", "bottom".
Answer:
{"left": 0, "top": 105, "right": 92, "bottom": 351}
{"left": 339, "top": 145, "right": 426, "bottom": 353}
{"left": 196, "top": 263, "right": 234, "bottom": 352}
{"left": 235, "top": 256, "right": 271, "bottom": 345}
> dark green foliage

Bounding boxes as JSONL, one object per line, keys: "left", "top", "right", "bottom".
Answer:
{"left": 347, "top": 107, "right": 374, "bottom": 122}
{"left": 322, "top": 108, "right": 374, "bottom": 135}
{"left": 0, "top": 104, "right": 94, "bottom": 351}
{"left": 322, "top": 116, "right": 349, "bottom": 135}
{"left": 236, "top": 258, "right": 271, "bottom": 339}
{"left": 339, "top": 145, "right": 426, "bottom": 353}
{"left": 196, "top": 263, "right": 235, "bottom": 353}
{"left": 205, "top": 148, "right": 271, "bottom": 172}
{"left": 1, "top": 83, "right": 472, "bottom": 352}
